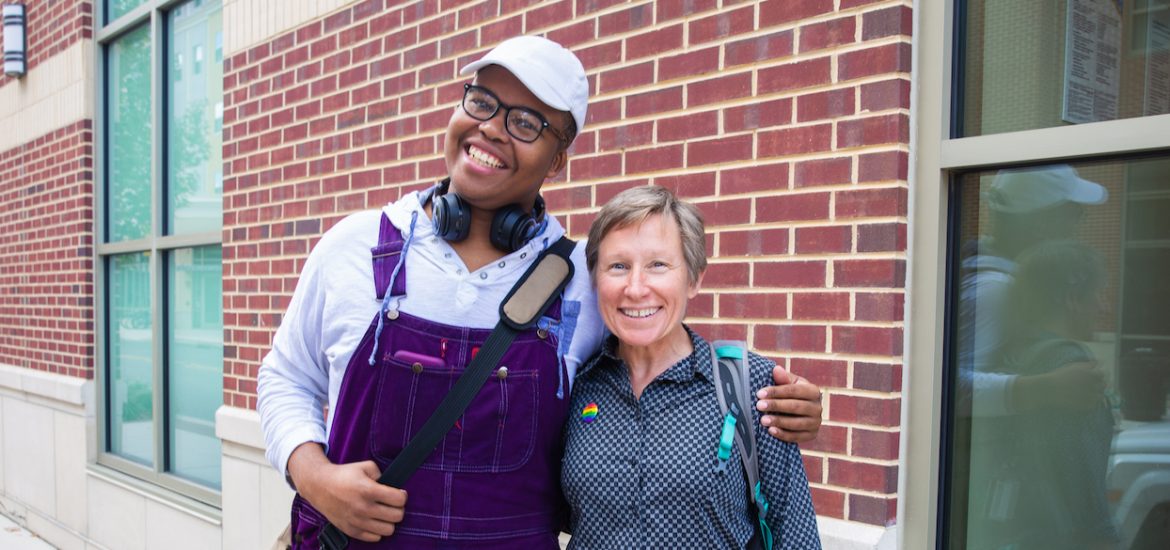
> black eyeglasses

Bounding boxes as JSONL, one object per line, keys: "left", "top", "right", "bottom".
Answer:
{"left": 461, "top": 84, "right": 568, "bottom": 144}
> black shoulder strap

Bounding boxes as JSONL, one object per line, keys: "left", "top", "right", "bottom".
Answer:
{"left": 319, "top": 236, "right": 577, "bottom": 550}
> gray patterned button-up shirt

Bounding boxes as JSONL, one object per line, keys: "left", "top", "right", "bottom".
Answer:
{"left": 561, "top": 329, "right": 821, "bottom": 549}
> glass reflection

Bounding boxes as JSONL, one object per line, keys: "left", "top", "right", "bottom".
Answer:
{"left": 949, "top": 158, "right": 1170, "bottom": 550}
{"left": 167, "top": 0, "right": 223, "bottom": 235}
{"left": 167, "top": 246, "right": 223, "bottom": 488}
{"left": 107, "top": 24, "right": 152, "bottom": 242}
{"left": 108, "top": 252, "right": 154, "bottom": 466}
{"left": 107, "top": 0, "right": 147, "bottom": 24}
{"left": 960, "top": 0, "right": 1170, "bottom": 136}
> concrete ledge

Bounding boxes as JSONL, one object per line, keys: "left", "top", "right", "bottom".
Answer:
{"left": 217, "top": 407, "right": 295, "bottom": 550}
{"left": 215, "top": 405, "right": 266, "bottom": 451}
{"left": 818, "top": 516, "right": 897, "bottom": 550}
{"left": 0, "top": 363, "right": 90, "bottom": 410}
{"left": 86, "top": 465, "right": 221, "bottom": 526}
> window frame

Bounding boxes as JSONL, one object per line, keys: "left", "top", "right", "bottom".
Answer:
{"left": 93, "top": 0, "right": 223, "bottom": 508}
{"left": 904, "top": 1, "right": 1170, "bottom": 548}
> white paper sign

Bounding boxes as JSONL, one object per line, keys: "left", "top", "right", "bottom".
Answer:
{"left": 1144, "top": 9, "right": 1170, "bottom": 116}
{"left": 1062, "top": 0, "right": 1122, "bottom": 124}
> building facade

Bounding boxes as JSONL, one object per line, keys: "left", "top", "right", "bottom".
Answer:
{"left": 0, "top": 0, "right": 1166, "bottom": 549}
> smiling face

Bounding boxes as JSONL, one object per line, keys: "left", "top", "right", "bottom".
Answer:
{"left": 443, "top": 65, "right": 568, "bottom": 213}
{"left": 595, "top": 214, "right": 702, "bottom": 358}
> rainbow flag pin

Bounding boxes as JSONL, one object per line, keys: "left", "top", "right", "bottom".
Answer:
{"left": 581, "top": 403, "right": 598, "bottom": 423}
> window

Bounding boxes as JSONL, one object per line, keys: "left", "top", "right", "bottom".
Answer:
{"left": 905, "top": 1, "right": 1170, "bottom": 548}
{"left": 98, "top": 0, "right": 224, "bottom": 502}
{"left": 958, "top": 0, "right": 1170, "bottom": 136}
{"left": 935, "top": 1, "right": 1170, "bottom": 549}
{"left": 944, "top": 156, "right": 1170, "bottom": 550}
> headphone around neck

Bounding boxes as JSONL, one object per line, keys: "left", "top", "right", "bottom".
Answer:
{"left": 429, "top": 179, "right": 546, "bottom": 253}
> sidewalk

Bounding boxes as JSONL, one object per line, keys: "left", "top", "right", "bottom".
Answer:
{"left": 0, "top": 513, "right": 56, "bottom": 550}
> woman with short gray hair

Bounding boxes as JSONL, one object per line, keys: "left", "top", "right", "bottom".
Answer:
{"left": 585, "top": 184, "right": 707, "bottom": 284}
{"left": 562, "top": 185, "right": 821, "bottom": 548}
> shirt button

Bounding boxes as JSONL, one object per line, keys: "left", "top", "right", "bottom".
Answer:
{"left": 497, "top": 366, "right": 508, "bottom": 379}
{"left": 520, "top": 252, "right": 527, "bottom": 259}
{"left": 386, "top": 309, "right": 399, "bottom": 320}
{"left": 411, "top": 362, "right": 423, "bottom": 374}
{"left": 456, "top": 269, "right": 464, "bottom": 275}
{"left": 444, "top": 252, "right": 452, "bottom": 259}
{"left": 479, "top": 272, "right": 488, "bottom": 280}
{"left": 498, "top": 261, "right": 506, "bottom": 268}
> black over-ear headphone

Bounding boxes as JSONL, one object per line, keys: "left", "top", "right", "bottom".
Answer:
{"left": 431, "top": 179, "right": 546, "bottom": 253}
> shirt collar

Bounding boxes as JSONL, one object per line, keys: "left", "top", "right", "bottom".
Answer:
{"left": 578, "top": 326, "right": 714, "bottom": 384}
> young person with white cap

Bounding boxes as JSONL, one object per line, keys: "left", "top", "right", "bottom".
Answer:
{"left": 257, "top": 36, "right": 824, "bottom": 549}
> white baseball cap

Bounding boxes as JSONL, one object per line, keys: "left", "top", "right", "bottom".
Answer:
{"left": 460, "top": 35, "right": 589, "bottom": 138}
{"left": 985, "top": 164, "right": 1108, "bottom": 214}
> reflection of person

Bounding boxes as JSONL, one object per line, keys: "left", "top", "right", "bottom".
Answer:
{"left": 561, "top": 186, "right": 821, "bottom": 549}
{"left": 969, "top": 241, "right": 1119, "bottom": 549}
{"left": 957, "top": 164, "right": 1109, "bottom": 416}
{"left": 257, "top": 36, "right": 824, "bottom": 549}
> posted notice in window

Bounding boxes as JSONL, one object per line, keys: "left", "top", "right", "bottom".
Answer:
{"left": 1144, "top": 8, "right": 1170, "bottom": 116}
{"left": 1062, "top": 0, "right": 1122, "bottom": 124}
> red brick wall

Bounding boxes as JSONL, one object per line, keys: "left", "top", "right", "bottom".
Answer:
{"left": 223, "top": 0, "right": 911, "bottom": 525}
{"left": 0, "top": 0, "right": 94, "bottom": 89}
{"left": 0, "top": 120, "right": 95, "bottom": 378}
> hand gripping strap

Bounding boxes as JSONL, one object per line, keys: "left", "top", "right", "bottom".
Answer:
{"left": 319, "top": 236, "right": 578, "bottom": 550}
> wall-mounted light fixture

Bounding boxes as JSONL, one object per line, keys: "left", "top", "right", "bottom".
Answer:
{"left": 3, "top": 3, "right": 27, "bottom": 78}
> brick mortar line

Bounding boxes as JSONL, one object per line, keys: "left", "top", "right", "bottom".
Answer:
{"left": 0, "top": 202, "right": 95, "bottom": 218}
{"left": 821, "top": 422, "right": 903, "bottom": 434}
{"left": 0, "top": 235, "right": 94, "bottom": 246}
{"left": 219, "top": 236, "right": 907, "bottom": 257}
{"left": 804, "top": 452, "right": 901, "bottom": 466}
{"left": 222, "top": 31, "right": 909, "bottom": 126}
{"left": 689, "top": 318, "right": 904, "bottom": 329}
{"left": 0, "top": 122, "right": 93, "bottom": 158}
{"left": 219, "top": 141, "right": 910, "bottom": 184}
{"left": 706, "top": 256, "right": 908, "bottom": 265}
{"left": 221, "top": 108, "right": 910, "bottom": 165}
{"left": 0, "top": 345, "right": 92, "bottom": 352}
{"left": 0, "top": 213, "right": 94, "bottom": 225}
{"left": 636, "top": 218, "right": 910, "bottom": 231}
{"left": 0, "top": 164, "right": 94, "bottom": 180}
{"left": 221, "top": 68, "right": 910, "bottom": 141}
{"left": 706, "top": 288, "right": 904, "bottom": 294}
{"left": 823, "top": 387, "right": 904, "bottom": 398}
{"left": 735, "top": 352, "right": 905, "bottom": 363}
{"left": 218, "top": 96, "right": 904, "bottom": 166}
{"left": 227, "top": 2, "right": 908, "bottom": 76}
{"left": 806, "top": 484, "right": 900, "bottom": 500}
{"left": 226, "top": 0, "right": 775, "bottom": 69}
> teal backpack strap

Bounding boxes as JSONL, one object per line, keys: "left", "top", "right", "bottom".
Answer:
{"left": 711, "top": 340, "right": 774, "bottom": 550}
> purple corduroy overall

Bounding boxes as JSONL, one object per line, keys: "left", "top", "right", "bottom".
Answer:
{"left": 289, "top": 214, "right": 571, "bottom": 549}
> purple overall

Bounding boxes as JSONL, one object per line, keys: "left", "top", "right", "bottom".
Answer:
{"left": 288, "top": 214, "right": 571, "bottom": 549}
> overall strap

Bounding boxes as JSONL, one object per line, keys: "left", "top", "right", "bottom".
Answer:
{"left": 371, "top": 212, "right": 407, "bottom": 300}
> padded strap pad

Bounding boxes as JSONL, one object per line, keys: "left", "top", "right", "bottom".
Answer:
{"left": 499, "top": 237, "right": 576, "bottom": 330}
